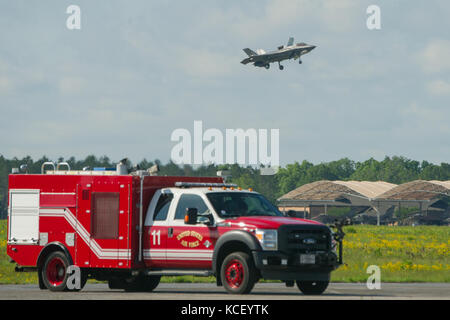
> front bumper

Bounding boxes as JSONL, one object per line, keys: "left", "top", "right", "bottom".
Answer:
{"left": 252, "top": 250, "right": 340, "bottom": 281}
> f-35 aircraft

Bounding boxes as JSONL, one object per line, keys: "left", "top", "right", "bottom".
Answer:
{"left": 241, "top": 37, "right": 316, "bottom": 70}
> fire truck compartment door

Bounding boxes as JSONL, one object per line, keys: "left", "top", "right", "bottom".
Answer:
{"left": 8, "top": 189, "right": 40, "bottom": 244}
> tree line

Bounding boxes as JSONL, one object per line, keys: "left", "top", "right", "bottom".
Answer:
{"left": 1, "top": 155, "right": 449, "bottom": 219}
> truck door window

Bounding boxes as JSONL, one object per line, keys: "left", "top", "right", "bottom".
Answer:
{"left": 153, "top": 193, "right": 173, "bottom": 221}
{"left": 174, "top": 194, "right": 208, "bottom": 220}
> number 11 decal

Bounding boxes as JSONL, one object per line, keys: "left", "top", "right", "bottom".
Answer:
{"left": 151, "top": 230, "right": 161, "bottom": 246}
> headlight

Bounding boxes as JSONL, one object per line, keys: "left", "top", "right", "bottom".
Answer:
{"left": 255, "top": 229, "right": 278, "bottom": 251}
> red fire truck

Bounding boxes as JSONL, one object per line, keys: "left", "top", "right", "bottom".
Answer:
{"left": 6, "top": 162, "right": 342, "bottom": 295}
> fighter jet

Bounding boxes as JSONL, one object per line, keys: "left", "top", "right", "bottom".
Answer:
{"left": 241, "top": 37, "right": 316, "bottom": 70}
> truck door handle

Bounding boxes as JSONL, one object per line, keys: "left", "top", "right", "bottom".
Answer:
{"left": 168, "top": 228, "right": 173, "bottom": 238}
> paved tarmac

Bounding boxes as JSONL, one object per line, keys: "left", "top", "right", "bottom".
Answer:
{"left": 0, "top": 282, "right": 448, "bottom": 300}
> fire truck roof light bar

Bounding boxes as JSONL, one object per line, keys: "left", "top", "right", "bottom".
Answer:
{"left": 175, "top": 182, "right": 238, "bottom": 188}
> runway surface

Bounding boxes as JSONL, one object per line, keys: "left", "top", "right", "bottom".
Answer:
{"left": 0, "top": 282, "right": 448, "bottom": 300}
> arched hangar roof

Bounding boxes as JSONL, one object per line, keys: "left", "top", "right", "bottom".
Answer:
{"left": 278, "top": 180, "right": 397, "bottom": 206}
{"left": 376, "top": 180, "right": 450, "bottom": 201}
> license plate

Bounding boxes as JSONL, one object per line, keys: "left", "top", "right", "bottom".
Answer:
{"left": 300, "top": 254, "right": 316, "bottom": 264}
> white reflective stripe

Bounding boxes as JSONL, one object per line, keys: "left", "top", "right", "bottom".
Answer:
{"left": 39, "top": 208, "right": 131, "bottom": 260}
{"left": 166, "top": 249, "right": 213, "bottom": 253}
{"left": 167, "top": 252, "right": 212, "bottom": 259}
{"left": 143, "top": 251, "right": 164, "bottom": 259}
{"left": 144, "top": 249, "right": 213, "bottom": 253}
{"left": 40, "top": 208, "right": 65, "bottom": 214}
{"left": 166, "top": 257, "right": 212, "bottom": 261}
{"left": 142, "top": 249, "right": 213, "bottom": 261}
{"left": 40, "top": 192, "right": 76, "bottom": 195}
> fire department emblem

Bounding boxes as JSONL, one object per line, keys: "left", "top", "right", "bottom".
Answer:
{"left": 177, "top": 230, "right": 203, "bottom": 248}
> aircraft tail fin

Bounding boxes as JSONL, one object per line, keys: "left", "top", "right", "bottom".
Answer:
{"left": 287, "top": 37, "right": 294, "bottom": 46}
{"left": 243, "top": 48, "right": 257, "bottom": 57}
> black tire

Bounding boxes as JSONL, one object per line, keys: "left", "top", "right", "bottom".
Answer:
{"left": 142, "top": 275, "right": 161, "bottom": 292}
{"left": 108, "top": 277, "right": 126, "bottom": 290}
{"left": 41, "top": 251, "right": 71, "bottom": 292}
{"left": 264, "top": 64, "right": 270, "bottom": 69}
{"left": 296, "top": 280, "right": 329, "bottom": 295}
{"left": 279, "top": 65, "right": 284, "bottom": 70}
{"left": 124, "top": 275, "right": 161, "bottom": 292}
{"left": 38, "top": 270, "right": 47, "bottom": 290}
{"left": 220, "top": 252, "right": 257, "bottom": 294}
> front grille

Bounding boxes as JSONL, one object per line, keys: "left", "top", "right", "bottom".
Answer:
{"left": 278, "top": 225, "right": 331, "bottom": 253}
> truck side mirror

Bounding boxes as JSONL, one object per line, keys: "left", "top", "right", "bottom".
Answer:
{"left": 286, "top": 210, "right": 297, "bottom": 217}
{"left": 184, "top": 208, "right": 198, "bottom": 225}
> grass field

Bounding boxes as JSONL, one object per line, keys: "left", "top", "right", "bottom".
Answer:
{"left": 331, "top": 225, "right": 449, "bottom": 282}
{"left": 1, "top": 220, "right": 448, "bottom": 284}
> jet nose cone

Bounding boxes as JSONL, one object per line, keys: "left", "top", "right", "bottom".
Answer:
{"left": 310, "top": 45, "right": 316, "bottom": 50}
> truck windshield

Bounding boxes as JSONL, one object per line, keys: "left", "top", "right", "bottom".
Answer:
{"left": 206, "top": 192, "right": 283, "bottom": 218}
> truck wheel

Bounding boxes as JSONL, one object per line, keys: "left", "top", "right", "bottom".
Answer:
{"left": 41, "top": 251, "right": 70, "bottom": 291}
{"left": 108, "top": 278, "right": 126, "bottom": 290}
{"left": 296, "top": 280, "right": 329, "bottom": 295}
{"left": 142, "top": 275, "right": 161, "bottom": 292}
{"left": 124, "top": 275, "right": 161, "bottom": 292}
{"left": 220, "top": 252, "right": 257, "bottom": 294}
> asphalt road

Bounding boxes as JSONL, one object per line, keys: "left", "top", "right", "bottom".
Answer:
{"left": 0, "top": 282, "right": 448, "bottom": 300}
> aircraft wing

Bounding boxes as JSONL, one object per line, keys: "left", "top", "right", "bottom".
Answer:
{"left": 241, "top": 55, "right": 270, "bottom": 64}
{"left": 243, "top": 48, "right": 257, "bottom": 57}
{"left": 241, "top": 57, "right": 252, "bottom": 64}
{"left": 241, "top": 48, "right": 271, "bottom": 64}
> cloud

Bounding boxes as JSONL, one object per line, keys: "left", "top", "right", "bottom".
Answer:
{"left": 0, "top": 76, "right": 13, "bottom": 94}
{"left": 399, "top": 102, "right": 449, "bottom": 135}
{"left": 418, "top": 39, "right": 450, "bottom": 73}
{"left": 58, "top": 77, "right": 85, "bottom": 95}
{"left": 262, "top": 0, "right": 359, "bottom": 32}
{"left": 427, "top": 80, "right": 450, "bottom": 96}
{"left": 175, "top": 47, "right": 237, "bottom": 78}
{"left": 195, "top": 0, "right": 359, "bottom": 43}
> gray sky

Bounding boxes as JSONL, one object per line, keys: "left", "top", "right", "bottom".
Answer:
{"left": 0, "top": 0, "right": 449, "bottom": 166}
